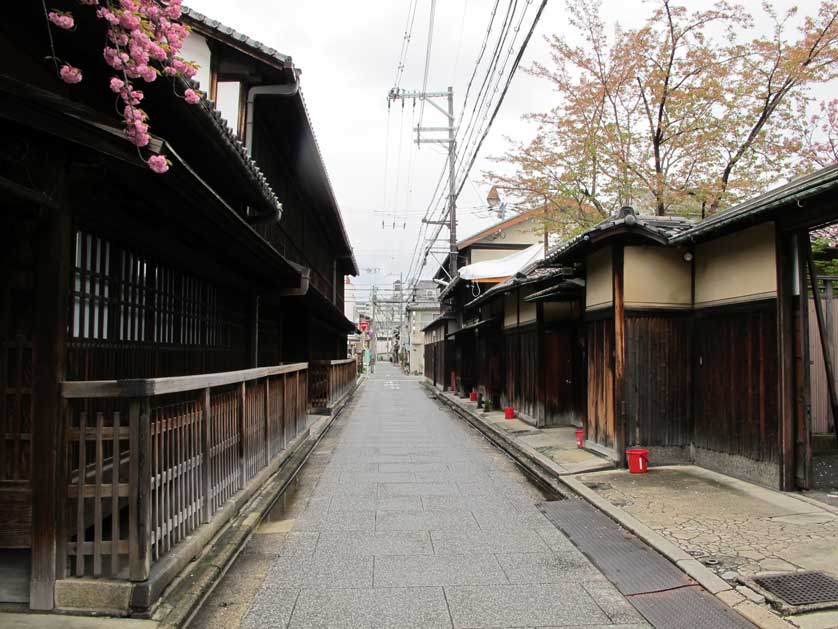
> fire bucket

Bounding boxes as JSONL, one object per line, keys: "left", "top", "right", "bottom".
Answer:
{"left": 626, "top": 448, "right": 649, "bottom": 474}
{"left": 469, "top": 390, "right": 477, "bottom": 402}
{"left": 504, "top": 407, "right": 515, "bottom": 420}
{"left": 575, "top": 429, "right": 585, "bottom": 449}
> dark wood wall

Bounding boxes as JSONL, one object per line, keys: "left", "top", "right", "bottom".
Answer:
{"left": 586, "top": 317, "right": 616, "bottom": 449}
{"left": 625, "top": 312, "right": 691, "bottom": 448}
{"left": 693, "top": 302, "right": 779, "bottom": 463}
{"left": 454, "top": 334, "right": 477, "bottom": 394}
{"left": 503, "top": 325, "right": 540, "bottom": 421}
{"left": 0, "top": 211, "right": 35, "bottom": 549}
{"left": 477, "top": 329, "right": 505, "bottom": 408}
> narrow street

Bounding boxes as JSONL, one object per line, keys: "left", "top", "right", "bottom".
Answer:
{"left": 193, "top": 362, "right": 646, "bottom": 629}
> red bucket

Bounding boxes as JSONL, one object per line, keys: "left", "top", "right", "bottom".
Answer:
{"left": 575, "top": 429, "right": 585, "bottom": 449}
{"left": 469, "top": 391, "right": 477, "bottom": 402}
{"left": 626, "top": 448, "right": 649, "bottom": 474}
{"left": 504, "top": 407, "right": 515, "bottom": 420}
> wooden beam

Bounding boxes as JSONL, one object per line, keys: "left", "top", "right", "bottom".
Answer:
{"left": 805, "top": 236, "right": 838, "bottom": 447}
{"left": 613, "top": 246, "right": 627, "bottom": 467}
{"left": 30, "top": 177, "right": 72, "bottom": 609}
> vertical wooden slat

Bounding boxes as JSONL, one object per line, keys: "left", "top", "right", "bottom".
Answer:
{"left": 76, "top": 411, "right": 87, "bottom": 577}
{"left": 201, "top": 388, "right": 210, "bottom": 522}
{"left": 239, "top": 382, "right": 246, "bottom": 485}
{"left": 112, "top": 411, "right": 121, "bottom": 577}
{"left": 93, "top": 411, "right": 104, "bottom": 576}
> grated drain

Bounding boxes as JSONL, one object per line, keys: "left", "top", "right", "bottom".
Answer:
{"left": 754, "top": 571, "right": 838, "bottom": 606}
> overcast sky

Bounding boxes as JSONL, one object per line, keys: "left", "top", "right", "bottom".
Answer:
{"left": 185, "top": 0, "right": 819, "bottom": 301}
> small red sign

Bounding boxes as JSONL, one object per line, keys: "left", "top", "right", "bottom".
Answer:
{"left": 359, "top": 321, "right": 369, "bottom": 332}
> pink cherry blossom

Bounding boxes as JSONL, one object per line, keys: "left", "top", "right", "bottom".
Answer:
{"left": 146, "top": 155, "right": 169, "bottom": 174}
{"left": 48, "top": 11, "right": 75, "bottom": 30}
{"left": 47, "top": 0, "right": 196, "bottom": 174}
{"left": 59, "top": 64, "right": 82, "bottom": 84}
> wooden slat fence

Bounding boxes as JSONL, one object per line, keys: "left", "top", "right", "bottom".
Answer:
{"left": 308, "top": 359, "right": 357, "bottom": 411}
{"left": 809, "top": 277, "right": 838, "bottom": 434}
{"left": 61, "top": 363, "right": 308, "bottom": 581}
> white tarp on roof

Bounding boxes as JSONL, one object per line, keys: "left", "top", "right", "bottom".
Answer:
{"left": 458, "top": 243, "right": 544, "bottom": 281}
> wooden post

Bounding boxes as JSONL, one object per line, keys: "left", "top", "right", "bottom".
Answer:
{"left": 536, "top": 302, "right": 546, "bottom": 426}
{"left": 796, "top": 233, "right": 813, "bottom": 489}
{"left": 201, "top": 387, "right": 211, "bottom": 522}
{"left": 805, "top": 238, "right": 838, "bottom": 447}
{"left": 238, "top": 382, "right": 246, "bottom": 483}
{"left": 30, "top": 203, "right": 72, "bottom": 610}
{"left": 264, "top": 378, "right": 271, "bottom": 463}
{"left": 825, "top": 279, "right": 834, "bottom": 430}
{"left": 250, "top": 295, "right": 260, "bottom": 368}
{"left": 613, "top": 246, "right": 627, "bottom": 467}
{"left": 129, "top": 397, "right": 152, "bottom": 581}
{"left": 776, "top": 231, "right": 798, "bottom": 491}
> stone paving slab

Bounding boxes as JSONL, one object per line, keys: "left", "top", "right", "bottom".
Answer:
{"left": 266, "top": 554, "right": 373, "bottom": 588}
{"left": 375, "top": 509, "right": 480, "bottom": 531}
{"left": 445, "top": 583, "right": 613, "bottom": 628}
{"left": 430, "top": 527, "right": 553, "bottom": 555}
{"left": 286, "top": 586, "right": 452, "bottom": 629}
{"left": 373, "top": 553, "right": 509, "bottom": 587}
{"left": 314, "top": 530, "right": 434, "bottom": 556}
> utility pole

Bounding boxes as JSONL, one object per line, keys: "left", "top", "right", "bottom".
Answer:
{"left": 388, "top": 86, "right": 457, "bottom": 278}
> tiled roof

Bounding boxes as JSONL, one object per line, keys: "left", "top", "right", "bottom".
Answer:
{"left": 182, "top": 7, "right": 292, "bottom": 68}
{"left": 177, "top": 73, "right": 282, "bottom": 213}
{"left": 670, "top": 163, "right": 838, "bottom": 243}
{"left": 543, "top": 212, "right": 694, "bottom": 264}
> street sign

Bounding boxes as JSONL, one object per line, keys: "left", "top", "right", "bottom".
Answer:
{"left": 360, "top": 321, "right": 369, "bottom": 332}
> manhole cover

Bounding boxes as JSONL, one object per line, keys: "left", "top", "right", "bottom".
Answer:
{"left": 754, "top": 571, "right": 838, "bottom": 606}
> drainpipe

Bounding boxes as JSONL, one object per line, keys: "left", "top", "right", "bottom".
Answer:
{"left": 277, "top": 266, "right": 311, "bottom": 297}
{"left": 244, "top": 79, "right": 300, "bottom": 156}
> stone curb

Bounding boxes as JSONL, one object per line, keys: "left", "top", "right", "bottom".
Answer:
{"left": 427, "top": 383, "right": 795, "bottom": 629}
{"left": 153, "top": 378, "right": 363, "bottom": 628}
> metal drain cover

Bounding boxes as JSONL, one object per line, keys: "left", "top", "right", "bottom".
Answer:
{"left": 754, "top": 571, "right": 838, "bottom": 606}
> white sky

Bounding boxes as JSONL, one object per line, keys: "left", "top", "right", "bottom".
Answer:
{"left": 184, "top": 0, "right": 823, "bottom": 301}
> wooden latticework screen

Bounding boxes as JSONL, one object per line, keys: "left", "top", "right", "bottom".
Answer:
{"left": 66, "top": 230, "right": 249, "bottom": 381}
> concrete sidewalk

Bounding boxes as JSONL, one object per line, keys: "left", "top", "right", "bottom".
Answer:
{"left": 432, "top": 387, "right": 838, "bottom": 629}
{"left": 438, "top": 391, "right": 612, "bottom": 475}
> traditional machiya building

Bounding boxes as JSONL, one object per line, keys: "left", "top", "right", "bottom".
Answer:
{"left": 424, "top": 209, "right": 546, "bottom": 393}
{"left": 486, "top": 164, "right": 838, "bottom": 492}
{"left": 0, "top": 5, "right": 357, "bottom": 613}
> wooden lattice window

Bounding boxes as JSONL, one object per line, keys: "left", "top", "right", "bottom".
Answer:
{"left": 70, "top": 231, "right": 232, "bottom": 348}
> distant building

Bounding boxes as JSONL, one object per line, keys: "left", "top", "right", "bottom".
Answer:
{"left": 406, "top": 280, "right": 441, "bottom": 375}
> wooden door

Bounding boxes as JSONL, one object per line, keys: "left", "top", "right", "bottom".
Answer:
{"left": 544, "top": 327, "right": 576, "bottom": 426}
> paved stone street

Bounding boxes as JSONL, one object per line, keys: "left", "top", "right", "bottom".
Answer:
{"left": 193, "top": 363, "right": 647, "bottom": 629}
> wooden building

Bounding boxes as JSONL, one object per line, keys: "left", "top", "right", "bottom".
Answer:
{"left": 458, "top": 267, "right": 585, "bottom": 427}
{"left": 428, "top": 210, "right": 544, "bottom": 396}
{"left": 1, "top": 5, "right": 356, "bottom": 613}
{"left": 531, "top": 166, "right": 838, "bottom": 491}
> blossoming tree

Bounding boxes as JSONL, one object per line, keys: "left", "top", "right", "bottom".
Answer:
{"left": 44, "top": 0, "right": 201, "bottom": 173}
